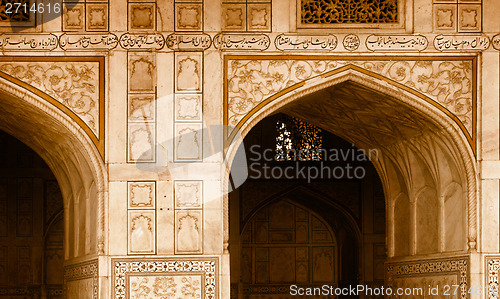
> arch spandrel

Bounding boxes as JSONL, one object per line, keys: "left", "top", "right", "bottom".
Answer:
{"left": 0, "top": 56, "right": 105, "bottom": 159}
{"left": 224, "top": 56, "right": 476, "bottom": 154}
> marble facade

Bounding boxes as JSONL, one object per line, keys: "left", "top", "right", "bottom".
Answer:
{"left": 0, "top": 0, "right": 498, "bottom": 298}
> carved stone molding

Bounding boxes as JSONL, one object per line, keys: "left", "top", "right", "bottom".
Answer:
{"left": 64, "top": 259, "right": 98, "bottom": 299}
{"left": 113, "top": 257, "right": 218, "bottom": 298}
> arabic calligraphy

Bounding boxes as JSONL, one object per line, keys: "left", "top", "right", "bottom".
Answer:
{"left": 0, "top": 34, "right": 58, "bottom": 50}
{"left": 59, "top": 33, "right": 118, "bottom": 51}
{"left": 342, "top": 34, "right": 360, "bottom": 51}
{"left": 366, "top": 35, "right": 428, "bottom": 51}
{"left": 213, "top": 34, "right": 270, "bottom": 51}
{"left": 119, "top": 33, "right": 165, "bottom": 50}
{"left": 166, "top": 33, "right": 211, "bottom": 51}
{"left": 434, "top": 35, "right": 490, "bottom": 51}
{"left": 275, "top": 34, "right": 337, "bottom": 51}
{"left": 493, "top": 34, "right": 500, "bottom": 51}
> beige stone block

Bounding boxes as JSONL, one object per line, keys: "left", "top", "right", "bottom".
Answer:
{"left": 86, "top": 3, "right": 108, "bottom": 31}
{"left": 128, "top": 2, "right": 156, "bottom": 30}
{"left": 483, "top": 0, "right": 500, "bottom": 32}
{"left": 481, "top": 161, "right": 500, "bottom": 179}
{"left": 128, "top": 94, "right": 156, "bottom": 123}
{"left": 175, "top": 52, "right": 203, "bottom": 93}
{"left": 174, "top": 123, "right": 203, "bottom": 162}
{"left": 458, "top": 4, "right": 481, "bottom": 32}
{"left": 108, "top": 182, "right": 127, "bottom": 255}
{"left": 157, "top": 181, "right": 174, "bottom": 254}
{"left": 272, "top": 0, "right": 290, "bottom": 32}
{"left": 433, "top": 4, "right": 457, "bottom": 31}
{"left": 247, "top": 3, "right": 271, "bottom": 32}
{"left": 63, "top": 3, "right": 85, "bottom": 31}
{"left": 174, "top": 94, "right": 202, "bottom": 122}
{"left": 156, "top": 53, "right": 175, "bottom": 164}
{"left": 481, "top": 180, "right": 499, "bottom": 252}
{"left": 221, "top": 4, "right": 246, "bottom": 31}
{"left": 413, "top": 0, "right": 433, "bottom": 33}
{"left": 175, "top": 3, "right": 203, "bottom": 31}
{"left": 481, "top": 52, "right": 500, "bottom": 160}
{"left": 128, "top": 52, "right": 156, "bottom": 93}
{"left": 175, "top": 210, "right": 202, "bottom": 254}
{"left": 175, "top": 180, "right": 202, "bottom": 209}
{"left": 109, "top": 0, "right": 128, "bottom": 30}
{"left": 128, "top": 210, "right": 156, "bottom": 254}
{"left": 128, "top": 181, "right": 156, "bottom": 209}
{"left": 108, "top": 52, "right": 129, "bottom": 164}
{"left": 157, "top": 0, "right": 175, "bottom": 31}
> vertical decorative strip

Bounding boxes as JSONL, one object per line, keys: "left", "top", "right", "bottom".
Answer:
{"left": 127, "top": 181, "right": 157, "bottom": 254}
{"left": 174, "top": 180, "right": 203, "bottom": 254}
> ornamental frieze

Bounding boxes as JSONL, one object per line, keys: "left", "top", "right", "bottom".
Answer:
{"left": 226, "top": 57, "right": 474, "bottom": 142}
{"left": 0, "top": 32, "right": 497, "bottom": 52}
{"left": 0, "top": 57, "right": 105, "bottom": 157}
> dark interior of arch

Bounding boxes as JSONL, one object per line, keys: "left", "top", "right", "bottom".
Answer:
{"left": 0, "top": 129, "right": 64, "bottom": 297}
{"left": 229, "top": 114, "right": 386, "bottom": 298}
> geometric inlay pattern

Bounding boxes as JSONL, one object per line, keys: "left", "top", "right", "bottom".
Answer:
{"left": 64, "top": 259, "right": 99, "bottom": 299}
{"left": 486, "top": 256, "right": 500, "bottom": 299}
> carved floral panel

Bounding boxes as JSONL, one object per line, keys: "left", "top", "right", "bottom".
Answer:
{"left": 226, "top": 58, "right": 474, "bottom": 139}
{"left": 130, "top": 275, "right": 202, "bottom": 299}
{"left": 0, "top": 61, "right": 101, "bottom": 137}
{"left": 113, "top": 258, "right": 217, "bottom": 299}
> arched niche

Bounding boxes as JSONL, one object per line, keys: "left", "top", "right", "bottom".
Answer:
{"left": 0, "top": 75, "right": 107, "bottom": 259}
{"left": 224, "top": 68, "right": 477, "bottom": 259}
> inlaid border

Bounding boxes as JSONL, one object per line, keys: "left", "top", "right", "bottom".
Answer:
{"left": 0, "top": 56, "right": 105, "bottom": 159}
{"left": 112, "top": 257, "right": 218, "bottom": 299}
{"left": 486, "top": 256, "right": 500, "bottom": 298}
{"left": 223, "top": 55, "right": 477, "bottom": 155}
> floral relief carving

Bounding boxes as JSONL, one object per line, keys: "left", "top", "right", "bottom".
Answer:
{"left": 0, "top": 62, "right": 100, "bottom": 136}
{"left": 113, "top": 258, "right": 217, "bottom": 299}
{"left": 226, "top": 59, "right": 473, "bottom": 137}
{"left": 130, "top": 275, "right": 202, "bottom": 299}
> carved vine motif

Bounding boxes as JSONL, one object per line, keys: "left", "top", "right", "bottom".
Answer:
{"left": 227, "top": 59, "right": 473, "bottom": 136}
{"left": 0, "top": 62, "right": 100, "bottom": 136}
{"left": 113, "top": 258, "right": 217, "bottom": 299}
{"left": 301, "top": 0, "right": 398, "bottom": 24}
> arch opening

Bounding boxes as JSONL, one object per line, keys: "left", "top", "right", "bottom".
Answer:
{"left": 226, "top": 72, "right": 476, "bottom": 298}
{"left": 0, "top": 76, "right": 106, "bottom": 261}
